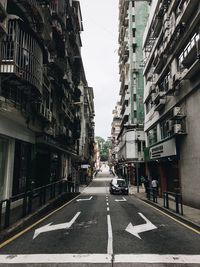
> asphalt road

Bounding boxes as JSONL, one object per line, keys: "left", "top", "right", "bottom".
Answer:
{"left": 0, "top": 167, "right": 200, "bottom": 266}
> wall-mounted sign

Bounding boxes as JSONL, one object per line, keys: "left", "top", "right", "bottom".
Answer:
{"left": 149, "top": 138, "right": 177, "bottom": 160}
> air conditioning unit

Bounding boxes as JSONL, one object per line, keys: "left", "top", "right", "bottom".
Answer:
{"left": 173, "top": 124, "right": 182, "bottom": 134}
{"left": 173, "top": 107, "right": 183, "bottom": 117}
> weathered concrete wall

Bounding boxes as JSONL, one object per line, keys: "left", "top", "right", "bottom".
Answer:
{"left": 179, "top": 87, "right": 200, "bottom": 208}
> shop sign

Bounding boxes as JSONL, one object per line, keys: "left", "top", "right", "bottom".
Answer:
{"left": 149, "top": 138, "right": 176, "bottom": 160}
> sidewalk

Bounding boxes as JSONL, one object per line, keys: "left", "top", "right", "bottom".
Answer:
{"left": 129, "top": 186, "right": 200, "bottom": 230}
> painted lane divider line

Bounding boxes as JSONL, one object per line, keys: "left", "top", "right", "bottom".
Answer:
{"left": 107, "top": 215, "right": 113, "bottom": 255}
{"left": 33, "top": 212, "right": 81, "bottom": 239}
{"left": 115, "top": 197, "right": 127, "bottom": 202}
{"left": 125, "top": 212, "right": 157, "bottom": 239}
{"left": 76, "top": 196, "right": 93, "bottom": 202}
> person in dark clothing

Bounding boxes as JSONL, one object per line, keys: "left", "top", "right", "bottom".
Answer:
{"left": 144, "top": 176, "right": 150, "bottom": 193}
{"left": 67, "top": 174, "right": 72, "bottom": 182}
{"left": 67, "top": 174, "right": 73, "bottom": 192}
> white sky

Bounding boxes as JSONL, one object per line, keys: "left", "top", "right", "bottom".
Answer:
{"left": 79, "top": 0, "right": 120, "bottom": 140}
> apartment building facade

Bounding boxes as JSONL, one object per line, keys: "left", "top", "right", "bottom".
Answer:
{"left": 117, "top": 0, "right": 148, "bottom": 183}
{"left": 0, "top": 0, "right": 95, "bottom": 200}
{"left": 143, "top": 0, "right": 200, "bottom": 208}
{"left": 110, "top": 102, "right": 121, "bottom": 167}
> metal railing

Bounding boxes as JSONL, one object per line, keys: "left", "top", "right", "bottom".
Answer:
{"left": 146, "top": 187, "right": 158, "bottom": 203}
{"left": 163, "top": 191, "right": 183, "bottom": 215}
{"left": 146, "top": 188, "right": 183, "bottom": 215}
{"left": 0, "top": 180, "right": 79, "bottom": 230}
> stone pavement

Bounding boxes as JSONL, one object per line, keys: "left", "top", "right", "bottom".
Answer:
{"left": 129, "top": 185, "right": 200, "bottom": 230}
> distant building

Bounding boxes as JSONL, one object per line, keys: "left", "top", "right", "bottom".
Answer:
{"left": 143, "top": 0, "right": 200, "bottom": 208}
{"left": 0, "top": 0, "right": 95, "bottom": 200}
{"left": 116, "top": 0, "right": 149, "bottom": 183}
{"left": 110, "top": 102, "right": 121, "bottom": 168}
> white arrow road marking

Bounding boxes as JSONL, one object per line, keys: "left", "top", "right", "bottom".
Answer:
{"left": 76, "top": 196, "right": 93, "bottom": 202}
{"left": 33, "top": 212, "right": 81, "bottom": 239}
{"left": 115, "top": 197, "right": 127, "bottom": 202}
{"left": 125, "top": 212, "right": 157, "bottom": 239}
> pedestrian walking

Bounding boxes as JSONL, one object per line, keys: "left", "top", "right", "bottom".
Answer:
{"left": 144, "top": 176, "right": 150, "bottom": 193}
{"left": 140, "top": 176, "right": 145, "bottom": 188}
{"left": 151, "top": 178, "right": 158, "bottom": 202}
{"left": 67, "top": 174, "right": 73, "bottom": 192}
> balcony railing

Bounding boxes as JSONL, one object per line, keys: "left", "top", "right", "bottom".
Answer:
{"left": 13, "top": 0, "right": 44, "bottom": 31}
{"left": 0, "top": 19, "right": 43, "bottom": 94}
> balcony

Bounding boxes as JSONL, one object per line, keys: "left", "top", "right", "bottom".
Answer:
{"left": 60, "top": 100, "right": 74, "bottom": 122}
{"left": 176, "top": 0, "right": 199, "bottom": 26}
{"left": 181, "top": 33, "right": 200, "bottom": 68}
{"left": 153, "top": 16, "right": 162, "bottom": 38}
{"left": 0, "top": 19, "right": 43, "bottom": 95}
{"left": 184, "top": 58, "right": 200, "bottom": 80}
{"left": 154, "top": 98, "right": 166, "bottom": 111}
{"left": 153, "top": 91, "right": 165, "bottom": 103}
{"left": 12, "top": 0, "right": 44, "bottom": 32}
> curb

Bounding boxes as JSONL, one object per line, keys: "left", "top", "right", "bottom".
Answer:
{"left": 132, "top": 193, "right": 200, "bottom": 232}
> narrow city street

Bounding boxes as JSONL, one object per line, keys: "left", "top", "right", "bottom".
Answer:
{"left": 0, "top": 168, "right": 200, "bottom": 266}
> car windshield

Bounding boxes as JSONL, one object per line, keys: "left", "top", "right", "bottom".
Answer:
{"left": 116, "top": 180, "right": 127, "bottom": 187}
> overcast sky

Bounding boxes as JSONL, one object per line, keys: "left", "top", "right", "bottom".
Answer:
{"left": 79, "top": 0, "right": 120, "bottom": 140}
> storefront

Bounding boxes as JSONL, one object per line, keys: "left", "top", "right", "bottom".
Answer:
{"left": 144, "top": 138, "right": 180, "bottom": 195}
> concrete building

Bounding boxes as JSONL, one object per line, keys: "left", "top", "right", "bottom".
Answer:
{"left": 110, "top": 102, "right": 121, "bottom": 168}
{"left": 0, "top": 0, "right": 95, "bottom": 200}
{"left": 116, "top": 0, "right": 148, "bottom": 184}
{"left": 78, "top": 84, "right": 95, "bottom": 182}
{"left": 143, "top": 0, "right": 200, "bottom": 208}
